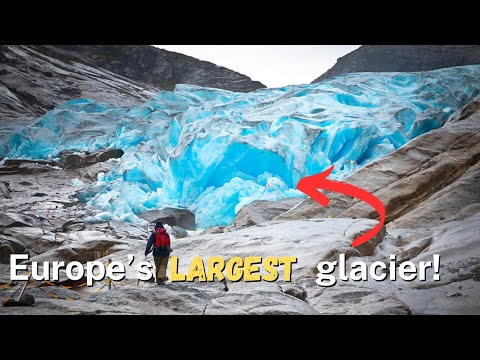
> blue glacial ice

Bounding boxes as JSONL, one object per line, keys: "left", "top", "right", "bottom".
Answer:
{"left": 2, "top": 65, "right": 480, "bottom": 228}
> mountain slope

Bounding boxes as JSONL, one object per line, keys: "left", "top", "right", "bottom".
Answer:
{"left": 312, "top": 45, "right": 480, "bottom": 83}
{"left": 0, "top": 45, "right": 265, "bottom": 123}
{"left": 48, "top": 45, "right": 265, "bottom": 93}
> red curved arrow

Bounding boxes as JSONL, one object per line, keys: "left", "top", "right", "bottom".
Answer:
{"left": 296, "top": 165, "right": 385, "bottom": 248}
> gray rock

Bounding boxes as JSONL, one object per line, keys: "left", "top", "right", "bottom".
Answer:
{"left": 230, "top": 198, "right": 303, "bottom": 230}
{"left": 0, "top": 242, "right": 13, "bottom": 263}
{"left": 0, "top": 159, "right": 59, "bottom": 176}
{"left": 25, "top": 286, "right": 82, "bottom": 301}
{"left": 171, "top": 226, "right": 188, "bottom": 239}
{"left": 205, "top": 289, "right": 319, "bottom": 315}
{"left": 106, "top": 220, "right": 149, "bottom": 241}
{"left": 58, "top": 149, "right": 124, "bottom": 169}
{"left": 344, "top": 220, "right": 385, "bottom": 256}
{"left": 77, "top": 162, "right": 114, "bottom": 181}
{"left": 0, "top": 212, "right": 44, "bottom": 228}
{"left": 28, "top": 230, "right": 134, "bottom": 264}
{"left": 3, "top": 227, "right": 62, "bottom": 254}
{"left": 19, "top": 294, "right": 35, "bottom": 305}
{"left": 305, "top": 283, "right": 411, "bottom": 315}
{"left": 58, "top": 152, "right": 87, "bottom": 169}
{"left": 0, "top": 162, "right": 60, "bottom": 175}
{"left": 3, "top": 159, "right": 56, "bottom": 167}
{"left": 59, "top": 220, "right": 85, "bottom": 232}
{"left": 0, "top": 181, "right": 11, "bottom": 198}
{"left": 139, "top": 207, "right": 196, "bottom": 230}
{"left": 280, "top": 283, "right": 307, "bottom": 301}
{"left": 0, "top": 297, "right": 138, "bottom": 315}
{"left": 0, "top": 166, "right": 17, "bottom": 175}
{"left": 0, "top": 235, "right": 27, "bottom": 254}
{"left": 86, "top": 284, "right": 212, "bottom": 315}
{"left": 313, "top": 45, "right": 480, "bottom": 83}
{"left": 200, "top": 226, "right": 225, "bottom": 235}
{"left": 391, "top": 211, "right": 480, "bottom": 314}
{"left": 2, "top": 294, "right": 35, "bottom": 307}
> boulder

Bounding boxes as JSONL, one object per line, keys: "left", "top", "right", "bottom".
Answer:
{"left": 139, "top": 207, "right": 196, "bottom": 230}
{"left": 59, "top": 219, "right": 85, "bottom": 232}
{"left": 280, "top": 283, "right": 307, "bottom": 302}
{"left": 3, "top": 159, "right": 56, "bottom": 167}
{"left": 58, "top": 152, "right": 86, "bottom": 169}
{"left": 0, "top": 166, "right": 18, "bottom": 175}
{"left": 200, "top": 226, "right": 225, "bottom": 235}
{"left": 0, "top": 162, "right": 59, "bottom": 175}
{"left": 0, "top": 242, "right": 13, "bottom": 264}
{"left": 18, "top": 163, "right": 60, "bottom": 174}
{"left": 77, "top": 162, "right": 114, "bottom": 181}
{"left": 170, "top": 226, "right": 188, "bottom": 239}
{"left": 0, "top": 182, "right": 11, "bottom": 199}
{"left": 0, "top": 212, "right": 44, "bottom": 228}
{"left": 0, "top": 235, "right": 27, "bottom": 254}
{"left": 2, "top": 294, "right": 35, "bottom": 307}
{"left": 58, "top": 149, "right": 124, "bottom": 169}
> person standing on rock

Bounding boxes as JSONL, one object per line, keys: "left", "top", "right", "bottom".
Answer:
{"left": 145, "top": 222, "right": 172, "bottom": 285}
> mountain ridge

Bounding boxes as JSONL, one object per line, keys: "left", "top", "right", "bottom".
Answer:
{"left": 47, "top": 45, "right": 265, "bottom": 92}
{"left": 313, "top": 45, "right": 480, "bottom": 83}
{"left": 0, "top": 45, "right": 265, "bottom": 124}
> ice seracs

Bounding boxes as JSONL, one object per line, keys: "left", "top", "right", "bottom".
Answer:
{"left": 3, "top": 65, "right": 480, "bottom": 228}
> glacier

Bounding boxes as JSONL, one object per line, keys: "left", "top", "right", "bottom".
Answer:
{"left": 2, "top": 65, "right": 480, "bottom": 228}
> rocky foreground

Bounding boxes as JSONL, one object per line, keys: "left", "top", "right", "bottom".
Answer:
{"left": 1, "top": 98, "right": 479, "bottom": 314}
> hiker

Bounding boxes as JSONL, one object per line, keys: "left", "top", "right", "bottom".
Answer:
{"left": 145, "top": 222, "right": 172, "bottom": 285}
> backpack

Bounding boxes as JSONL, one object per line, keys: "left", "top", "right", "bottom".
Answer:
{"left": 155, "top": 228, "right": 170, "bottom": 250}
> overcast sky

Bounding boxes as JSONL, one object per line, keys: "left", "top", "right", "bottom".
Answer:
{"left": 153, "top": 45, "right": 360, "bottom": 88}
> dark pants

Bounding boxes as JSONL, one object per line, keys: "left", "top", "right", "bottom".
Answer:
{"left": 154, "top": 256, "right": 169, "bottom": 284}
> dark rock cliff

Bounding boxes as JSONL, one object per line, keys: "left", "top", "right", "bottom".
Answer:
{"left": 312, "top": 45, "right": 480, "bottom": 83}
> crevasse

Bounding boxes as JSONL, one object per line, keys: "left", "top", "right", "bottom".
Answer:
{"left": 3, "top": 66, "right": 480, "bottom": 228}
